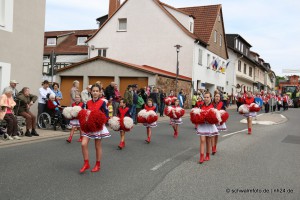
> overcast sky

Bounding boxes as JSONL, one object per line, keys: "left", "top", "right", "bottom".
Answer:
{"left": 45, "top": 0, "right": 300, "bottom": 76}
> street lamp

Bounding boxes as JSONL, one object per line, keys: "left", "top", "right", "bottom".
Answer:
{"left": 174, "top": 44, "right": 182, "bottom": 95}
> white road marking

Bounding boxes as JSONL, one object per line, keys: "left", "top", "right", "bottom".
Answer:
{"left": 151, "top": 147, "right": 193, "bottom": 171}
{"left": 222, "top": 129, "right": 248, "bottom": 137}
{"left": 280, "top": 114, "right": 286, "bottom": 119}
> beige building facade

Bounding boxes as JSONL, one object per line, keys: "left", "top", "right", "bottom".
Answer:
{"left": 0, "top": 0, "right": 46, "bottom": 113}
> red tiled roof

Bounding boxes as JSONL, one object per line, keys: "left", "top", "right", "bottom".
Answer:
{"left": 179, "top": 5, "right": 221, "bottom": 43}
{"left": 57, "top": 56, "right": 192, "bottom": 81}
{"left": 44, "top": 29, "right": 97, "bottom": 55}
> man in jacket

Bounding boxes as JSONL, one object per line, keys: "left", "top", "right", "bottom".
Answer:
{"left": 105, "top": 82, "right": 116, "bottom": 100}
{"left": 16, "top": 87, "right": 38, "bottom": 137}
{"left": 149, "top": 88, "right": 160, "bottom": 112}
{"left": 124, "top": 85, "right": 133, "bottom": 108}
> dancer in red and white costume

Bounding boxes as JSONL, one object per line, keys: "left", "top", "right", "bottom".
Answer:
{"left": 212, "top": 93, "right": 227, "bottom": 155}
{"left": 78, "top": 84, "right": 110, "bottom": 173}
{"left": 137, "top": 98, "right": 158, "bottom": 143}
{"left": 65, "top": 94, "right": 84, "bottom": 143}
{"left": 238, "top": 91, "right": 260, "bottom": 135}
{"left": 169, "top": 99, "right": 185, "bottom": 138}
{"left": 194, "top": 92, "right": 219, "bottom": 164}
{"left": 108, "top": 99, "right": 133, "bottom": 150}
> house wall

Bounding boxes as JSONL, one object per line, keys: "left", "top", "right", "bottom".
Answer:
{"left": 225, "top": 49, "right": 237, "bottom": 95}
{"left": 163, "top": 6, "right": 193, "bottom": 32}
{"left": 193, "top": 43, "right": 226, "bottom": 92}
{"left": 88, "top": 0, "right": 194, "bottom": 78}
{"left": 0, "top": 0, "right": 46, "bottom": 114}
{"left": 56, "top": 59, "right": 157, "bottom": 90}
{"left": 206, "top": 9, "right": 228, "bottom": 60}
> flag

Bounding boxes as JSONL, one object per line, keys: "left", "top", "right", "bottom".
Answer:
{"left": 211, "top": 59, "right": 218, "bottom": 70}
{"left": 225, "top": 60, "right": 230, "bottom": 68}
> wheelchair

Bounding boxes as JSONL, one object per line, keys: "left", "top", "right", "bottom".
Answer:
{"left": 37, "top": 101, "right": 66, "bottom": 131}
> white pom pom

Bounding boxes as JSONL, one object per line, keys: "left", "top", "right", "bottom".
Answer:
{"left": 108, "top": 116, "right": 120, "bottom": 131}
{"left": 71, "top": 106, "right": 82, "bottom": 118}
{"left": 238, "top": 104, "right": 249, "bottom": 114}
{"left": 175, "top": 107, "right": 183, "bottom": 112}
{"left": 123, "top": 117, "right": 134, "bottom": 129}
{"left": 213, "top": 109, "right": 222, "bottom": 123}
{"left": 62, "top": 107, "right": 73, "bottom": 119}
{"left": 138, "top": 109, "right": 148, "bottom": 119}
{"left": 219, "top": 110, "right": 226, "bottom": 115}
{"left": 191, "top": 108, "right": 201, "bottom": 115}
{"left": 147, "top": 110, "right": 157, "bottom": 117}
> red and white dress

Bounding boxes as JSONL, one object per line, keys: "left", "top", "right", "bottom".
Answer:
{"left": 80, "top": 98, "right": 110, "bottom": 139}
{"left": 214, "top": 101, "right": 227, "bottom": 131}
{"left": 196, "top": 103, "right": 218, "bottom": 137}
{"left": 243, "top": 97, "right": 256, "bottom": 118}
{"left": 143, "top": 105, "right": 157, "bottom": 128}
{"left": 69, "top": 102, "right": 84, "bottom": 127}
{"left": 118, "top": 107, "right": 133, "bottom": 132}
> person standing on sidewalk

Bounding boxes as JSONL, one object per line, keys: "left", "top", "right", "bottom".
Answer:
{"left": 38, "top": 80, "right": 55, "bottom": 120}
{"left": 112, "top": 84, "right": 121, "bottom": 116}
{"left": 16, "top": 87, "right": 39, "bottom": 137}
{"left": 131, "top": 85, "right": 138, "bottom": 124}
{"left": 159, "top": 89, "right": 166, "bottom": 117}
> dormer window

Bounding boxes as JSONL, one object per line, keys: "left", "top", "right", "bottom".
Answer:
{"left": 190, "top": 22, "right": 193, "bottom": 32}
{"left": 0, "top": 0, "right": 5, "bottom": 27}
{"left": 77, "top": 36, "right": 88, "bottom": 45}
{"left": 118, "top": 18, "right": 127, "bottom": 31}
{"left": 214, "top": 30, "right": 217, "bottom": 43}
{"left": 47, "top": 38, "right": 57, "bottom": 46}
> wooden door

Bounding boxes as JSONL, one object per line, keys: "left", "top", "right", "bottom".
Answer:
{"left": 119, "top": 77, "right": 148, "bottom": 97}
{"left": 60, "top": 76, "right": 83, "bottom": 106}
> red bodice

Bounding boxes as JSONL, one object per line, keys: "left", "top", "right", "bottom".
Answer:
{"left": 201, "top": 103, "right": 214, "bottom": 111}
{"left": 87, "top": 99, "right": 104, "bottom": 111}
{"left": 118, "top": 107, "right": 130, "bottom": 118}
{"left": 213, "top": 101, "right": 223, "bottom": 110}
{"left": 244, "top": 97, "right": 255, "bottom": 105}
{"left": 145, "top": 105, "right": 156, "bottom": 111}
{"left": 72, "top": 102, "right": 84, "bottom": 108}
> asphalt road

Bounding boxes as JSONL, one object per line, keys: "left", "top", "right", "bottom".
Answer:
{"left": 0, "top": 109, "right": 299, "bottom": 200}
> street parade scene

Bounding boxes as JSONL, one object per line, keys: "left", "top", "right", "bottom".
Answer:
{"left": 1, "top": 0, "right": 300, "bottom": 200}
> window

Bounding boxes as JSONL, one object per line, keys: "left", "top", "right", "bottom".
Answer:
{"left": 47, "top": 38, "right": 56, "bottom": 46}
{"left": 190, "top": 22, "right": 193, "bottom": 32}
{"left": 207, "top": 54, "right": 210, "bottom": 67}
{"left": 198, "top": 49, "right": 203, "bottom": 65}
{"left": 77, "top": 36, "right": 87, "bottom": 45}
{"left": 244, "top": 63, "right": 247, "bottom": 74}
{"left": 241, "top": 44, "right": 244, "bottom": 53}
{"left": 118, "top": 18, "right": 127, "bottom": 31}
{"left": 245, "top": 48, "right": 248, "bottom": 56}
{"left": 0, "top": 0, "right": 5, "bottom": 27}
{"left": 235, "top": 39, "right": 238, "bottom": 49}
{"left": 98, "top": 49, "right": 107, "bottom": 57}
{"left": 238, "top": 41, "right": 241, "bottom": 51}
{"left": 214, "top": 31, "right": 217, "bottom": 43}
{"left": 249, "top": 67, "right": 252, "bottom": 77}
{"left": 219, "top": 34, "right": 222, "bottom": 47}
{"left": 238, "top": 60, "right": 241, "bottom": 72}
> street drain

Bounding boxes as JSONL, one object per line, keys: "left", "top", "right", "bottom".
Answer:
{"left": 281, "top": 135, "right": 300, "bottom": 145}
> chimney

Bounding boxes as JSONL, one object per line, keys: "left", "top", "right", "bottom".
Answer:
{"left": 109, "top": 0, "right": 121, "bottom": 18}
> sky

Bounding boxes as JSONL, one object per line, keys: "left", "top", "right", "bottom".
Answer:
{"left": 45, "top": 0, "right": 300, "bottom": 76}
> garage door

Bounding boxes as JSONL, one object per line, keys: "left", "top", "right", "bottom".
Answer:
{"left": 88, "top": 76, "right": 114, "bottom": 90}
{"left": 119, "top": 77, "right": 148, "bottom": 97}
{"left": 60, "top": 76, "right": 83, "bottom": 106}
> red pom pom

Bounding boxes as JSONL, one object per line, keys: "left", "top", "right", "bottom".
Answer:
{"left": 120, "top": 118, "right": 131, "bottom": 132}
{"left": 78, "top": 110, "right": 106, "bottom": 133}
{"left": 220, "top": 111, "right": 229, "bottom": 125}
{"left": 147, "top": 115, "right": 158, "bottom": 124}
{"left": 137, "top": 116, "right": 147, "bottom": 123}
{"left": 164, "top": 107, "right": 172, "bottom": 117}
{"left": 190, "top": 110, "right": 206, "bottom": 124}
{"left": 249, "top": 103, "right": 261, "bottom": 112}
{"left": 205, "top": 109, "right": 219, "bottom": 124}
{"left": 164, "top": 98, "right": 171, "bottom": 105}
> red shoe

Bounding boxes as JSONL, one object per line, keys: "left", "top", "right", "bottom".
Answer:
{"left": 118, "top": 141, "right": 125, "bottom": 149}
{"left": 77, "top": 136, "right": 83, "bottom": 142}
{"left": 173, "top": 131, "right": 178, "bottom": 138}
{"left": 66, "top": 136, "right": 72, "bottom": 143}
{"left": 79, "top": 160, "right": 90, "bottom": 173}
{"left": 199, "top": 153, "right": 205, "bottom": 164}
{"left": 248, "top": 128, "right": 252, "bottom": 135}
{"left": 205, "top": 153, "right": 210, "bottom": 161}
{"left": 91, "top": 161, "right": 101, "bottom": 172}
{"left": 212, "top": 146, "right": 217, "bottom": 155}
{"left": 145, "top": 137, "right": 151, "bottom": 144}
